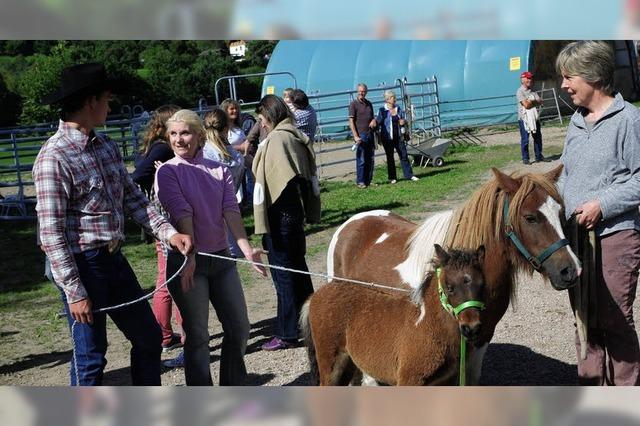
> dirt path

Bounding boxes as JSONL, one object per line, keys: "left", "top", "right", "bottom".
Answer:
{"left": 2, "top": 125, "right": 638, "bottom": 386}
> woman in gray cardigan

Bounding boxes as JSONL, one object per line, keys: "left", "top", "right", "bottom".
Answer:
{"left": 557, "top": 40, "right": 640, "bottom": 385}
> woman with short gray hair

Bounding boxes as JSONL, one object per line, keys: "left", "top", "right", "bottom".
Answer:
{"left": 375, "top": 90, "right": 418, "bottom": 183}
{"left": 556, "top": 40, "right": 640, "bottom": 385}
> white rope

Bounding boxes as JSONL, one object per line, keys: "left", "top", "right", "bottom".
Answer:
{"left": 67, "top": 249, "right": 407, "bottom": 385}
{"left": 196, "top": 251, "right": 410, "bottom": 294}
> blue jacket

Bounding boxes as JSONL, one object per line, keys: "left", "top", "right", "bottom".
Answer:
{"left": 376, "top": 104, "right": 405, "bottom": 141}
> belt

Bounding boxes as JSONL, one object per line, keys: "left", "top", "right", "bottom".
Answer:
{"left": 107, "top": 239, "right": 123, "bottom": 254}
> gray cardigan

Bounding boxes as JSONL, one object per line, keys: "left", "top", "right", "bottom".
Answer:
{"left": 558, "top": 93, "right": 640, "bottom": 236}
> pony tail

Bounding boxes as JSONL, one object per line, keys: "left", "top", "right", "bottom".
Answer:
{"left": 299, "top": 299, "right": 319, "bottom": 385}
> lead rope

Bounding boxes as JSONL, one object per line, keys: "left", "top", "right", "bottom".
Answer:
{"left": 435, "top": 267, "right": 485, "bottom": 386}
{"left": 196, "top": 251, "right": 411, "bottom": 294}
{"left": 68, "top": 250, "right": 409, "bottom": 385}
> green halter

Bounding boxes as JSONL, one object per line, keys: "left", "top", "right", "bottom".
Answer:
{"left": 436, "top": 267, "right": 485, "bottom": 386}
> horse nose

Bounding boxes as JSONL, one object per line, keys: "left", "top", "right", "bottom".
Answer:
{"left": 560, "top": 265, "right": 580, "bottom": 287}
{"left": 460, "top": 322, "right": 481, "bottom": 341}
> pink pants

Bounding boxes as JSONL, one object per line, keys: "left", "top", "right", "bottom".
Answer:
{"left": 571, "top": 229, "right": 640, "bottom": 385}
{"left": 151, "top": 242, "right": 184, "bottom": 345}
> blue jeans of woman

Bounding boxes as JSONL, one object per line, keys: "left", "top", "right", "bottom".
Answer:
{"left": 167, "top": 249, "right": 250, "bottom": 386}
{"left": 382, "top": 135, "right": 413, "bottom": 180}
{"left": 60, "top": 247, "right": 162, "bottom": 385}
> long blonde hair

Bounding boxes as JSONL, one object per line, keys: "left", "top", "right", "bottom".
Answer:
{"left": 203, "top": 108, "right": 232, "bottom": 161}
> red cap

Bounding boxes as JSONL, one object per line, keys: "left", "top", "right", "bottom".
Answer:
{"left": 521, "top": 71, "right": 533, "bottom": 79}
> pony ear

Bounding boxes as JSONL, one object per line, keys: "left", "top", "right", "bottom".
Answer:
{"left": 491, "top": 168, "right": 520, "bottom": 194}
{"left": 475, "top": 245, "right": 485, "bottom": 265}
{"left": 434, "top": 244, "right": 450, "bottom": 265}
{"left": 544, "top": 164, "right": 563, "bottom": 182}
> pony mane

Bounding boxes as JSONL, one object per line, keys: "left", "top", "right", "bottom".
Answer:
{"left": 396, "top": 210, "right": 454, "bottom": 289}
{"left": 443, "top": 170, "right": 561, "bottom": 301}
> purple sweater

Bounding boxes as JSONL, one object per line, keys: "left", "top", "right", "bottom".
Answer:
{"left": 155, "top": 150, "right": 239, "bottom": 253}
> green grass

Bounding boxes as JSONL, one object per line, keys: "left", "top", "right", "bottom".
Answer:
{"left": 0, "top": 142, "right": 561, "bottom": 314}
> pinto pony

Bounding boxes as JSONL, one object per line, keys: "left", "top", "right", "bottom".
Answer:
{"left": 301, "top": 245, "right": 486, "bottom": 386}
{"left": 326, "top": 166, "right": 581, "bottom": 384}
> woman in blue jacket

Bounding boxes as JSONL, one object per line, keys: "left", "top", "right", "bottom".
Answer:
{"left": 376, "top": 90, "right": 418, "bottom": 184}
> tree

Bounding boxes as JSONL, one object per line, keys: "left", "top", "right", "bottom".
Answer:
{"left": 16, "top": 42, "right": 80, "bottom": 124}
{"left": 244, "top": 41, "right": 277, "bottom": 68}
{"left": 140, "top": 41, "right": 238, "bottom": 107}
{"left": 0, "top": 73, "right": 21, "bottom": 127}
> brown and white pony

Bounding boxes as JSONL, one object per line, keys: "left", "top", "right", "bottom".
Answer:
{"left": 326, "top": 166, "right": 581, "bottom": 384}
{"left": 302, "top": 245, "right": 486, "bottom": 385}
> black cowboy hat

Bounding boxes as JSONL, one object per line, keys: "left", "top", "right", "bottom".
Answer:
{"left": 41, "top": 62, "right": 126, "bottom": 105}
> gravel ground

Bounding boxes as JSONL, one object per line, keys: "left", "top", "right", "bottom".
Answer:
{"left": 2, "top": 124, "right": 638, "bottom": 386}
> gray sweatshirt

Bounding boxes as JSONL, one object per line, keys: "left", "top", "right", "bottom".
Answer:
{"left": 558, "top": 93, "right": 640, "bottom": 236}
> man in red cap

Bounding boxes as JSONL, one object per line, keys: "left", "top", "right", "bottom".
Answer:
{"left": 516, "top": 70, "right": 545, "bottom": 165}
{"left": 33, "top": 63, "right": 193, "bottom": 385}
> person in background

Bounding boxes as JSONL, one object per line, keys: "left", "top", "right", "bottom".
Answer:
{"left": 348, "top": 83, "right": 377, "bottom": 188}
{"left": 556, "top": 40, "right": 640, "bottom": 385}
{"left": 252, "top": 95, "right": 321, "bottom": 351}
{"left": 375, "top": 89, "right": 418, "bottom": 184}
{"left": 291, "top": 89, "right": 318, "bottom": 144}
{"left": 516, "top": 70, "right": 545, "bottom": 165}
{"left": 203, "top": 108, "right": 246, "bottom": 259}
{"left": 33, "top": 63, "right": 192, "bottom": 385}
{"left": 156, "top": 109, "right": 265, "bottom": 385}
{"left": 132, "top": 104, "right": 185, "bottom": 354}
{"left": 282, "top": 88, "right": 295, "bottom": 111}
{"left": 220, "top": 98, "right": 254, "bottom": 209}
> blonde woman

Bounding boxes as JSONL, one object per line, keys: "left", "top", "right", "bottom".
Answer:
{"left": 375, "top": 90, "right": 418, "bottom": 184}
{"left": 156, "top": 109, "right": 266, "bottom": 385}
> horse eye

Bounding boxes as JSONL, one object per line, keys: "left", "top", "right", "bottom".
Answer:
{"left": 525, "top": 215, "right": 537, "bottom": 223}
{"left": 446, "top": 286, "right": 455, "bottom": 295}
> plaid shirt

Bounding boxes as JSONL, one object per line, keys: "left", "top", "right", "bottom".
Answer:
{"left": 293, "top": 106, "right": 318, "bottom": 142}
{"left": 33, "top": 121, "right": 177, "bottom": 303}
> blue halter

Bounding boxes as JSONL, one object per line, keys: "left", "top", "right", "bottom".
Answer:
{"left": 502, "top": 195, "right": 569, "bottom": 271}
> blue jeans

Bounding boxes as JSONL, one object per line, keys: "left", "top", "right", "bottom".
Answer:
{"left": 60, "top": 247, "right": 162, "bottom": 385}
{"left": 356, "top": 131, "right": 375, "bottom": 185}
{"left": 518, "top": 119, "right": 543, "bottom": 162}
{"left": 382, "top": 136, "right": 414, "bottom": 180}
{"left": 262, "top": 230, "right": 314, "bottom": 341}
{"left": 167, "top": 250, "right": 250, "bottom": 386}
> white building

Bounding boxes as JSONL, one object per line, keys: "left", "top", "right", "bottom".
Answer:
{"left": 229, "top": 40, "right": 247, "bottom": 58}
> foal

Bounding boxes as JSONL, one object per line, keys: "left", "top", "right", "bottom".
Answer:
{"left": 301, "top": 244, "right": 485, "bottom": 386}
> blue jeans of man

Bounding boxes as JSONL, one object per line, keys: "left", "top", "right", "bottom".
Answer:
{"left": 355, "top": 131, "right": 375, "bottom": 186}
{"left": 60, "top": 247, "right": 162, "bottom": 385}
{"left": 167, "top": 250, "right": 250, "bottom": 386}
{"left": 518, "top": 119, "right": 543, "bottom": 162}
{"left": 262, "top": 230, "right": 314, "bottom": 341}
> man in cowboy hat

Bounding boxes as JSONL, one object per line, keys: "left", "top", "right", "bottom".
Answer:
{"left": 33, "top": 63, "right": 193, "bottom": 386}
{"left": 516, "top": 70, "right": 546, "bottom": 165}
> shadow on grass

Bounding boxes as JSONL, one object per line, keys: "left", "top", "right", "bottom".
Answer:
{"left": 0, "top": 349, "right": 72, "bottom": 375}
{"left": 0, "top": 221, "right": 47, "bottom": 294}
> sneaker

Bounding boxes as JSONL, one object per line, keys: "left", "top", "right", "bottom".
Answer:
{"left": 261, "top": 337, "right": 294, "bottom": 351}
{"left": 410, "top": 176, "right": 419, "bottom": 181}
{"left": 161, "top": 334, "right": 183, "bottom": 353}
{"left": 536, "top": 157, "right": 550, "bottom": 163}
{"left": 523, "top": 159, "right": 530, "bottom": 165}
{"left": 356, "top": 183, "right": 367, "bottom": 189}
{"left": 163, "top": 350, "right": 184, "bottom": 368}
{"left": 390, "top": 179, "right": 397, "bottom": 184}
